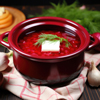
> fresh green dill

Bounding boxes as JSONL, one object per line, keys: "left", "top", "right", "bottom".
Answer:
{"left": 0, "top": 37, "right": 8, "bottom": 46}
{"left": 3, "top": 37, "right": 8, "bottom": 42}
{"left": 34, "top": 33, "right": 71, "bottom": 47}
{"left": 28, "top": 0, "right": 100, "bottom": 34}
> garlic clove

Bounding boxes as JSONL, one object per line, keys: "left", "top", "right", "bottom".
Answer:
{"left": 90, "top": 61, "right": 98, "bottom": 70}
{"left": 88, "top": 69, "right": 100, "bottom": 87}
{"left": 0, "top": 52, "right": 9, "bottom": 71}
{"left": 87, "top": 61, "right": 100, "bottom": 87}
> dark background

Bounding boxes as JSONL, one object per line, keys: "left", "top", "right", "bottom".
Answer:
{"left": 0, "top": 0, "right": 100, "bottom": 6}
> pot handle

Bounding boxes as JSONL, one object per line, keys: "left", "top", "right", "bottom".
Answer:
{"left": 86, "top": 34, "right": 99, "bottom": 50}
{"left": 0, "top": 31, "right": 11, "bottom": 49}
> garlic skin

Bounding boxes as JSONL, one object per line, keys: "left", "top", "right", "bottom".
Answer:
{"left": 87, "top": 61, "right": 100, "bottom": 87}
{"left": 0, "top": 52, "right": 9, "bottom": 71}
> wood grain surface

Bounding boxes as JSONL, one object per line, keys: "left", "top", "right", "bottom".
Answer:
{"left": 0, "top": 5, "right": 100, "bottom": 100}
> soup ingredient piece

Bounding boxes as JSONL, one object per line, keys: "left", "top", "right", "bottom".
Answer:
{"left": 42, "top": 40, "right": 60, "bottom": 52}
{"left": 0, "top": 52, "right": 9, "bottom": 71}
{"left": 87, "top": 61, "right": 100, "bottom": 87}
{"left": 34, "top": 33, "right": 71, "bottom": 47}
{"left": 0, "top": 7, "right": 5, "bottom": 16}
{"left": 0, "top": 72, "right": 4, "bottom": 86}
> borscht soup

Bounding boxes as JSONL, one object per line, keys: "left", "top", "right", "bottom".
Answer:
{"left": 18, "top": 30, "right": 80, "bottom": 57}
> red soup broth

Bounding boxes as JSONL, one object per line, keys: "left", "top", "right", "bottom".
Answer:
{"left": 18, "top": 30, "right": 81, "bottom": 57}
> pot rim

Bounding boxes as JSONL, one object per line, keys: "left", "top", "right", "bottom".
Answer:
{"left": 8, "top": 16, "right": 90, "bottom": 60}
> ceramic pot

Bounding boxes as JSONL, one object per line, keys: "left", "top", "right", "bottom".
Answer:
{"left": 0, "top": 17, "right": 99, "bottom": 85}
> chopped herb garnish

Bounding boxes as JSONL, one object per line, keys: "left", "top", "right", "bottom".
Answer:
{"left": 34, "top": 33, "right": 71, "bottom": 47}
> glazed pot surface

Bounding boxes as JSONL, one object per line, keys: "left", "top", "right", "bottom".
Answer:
{"left": 13, "top": 51, "right": 84, "bottom": 84}
{"left": 0, "top": 17, "right": 99, "bottom": 85}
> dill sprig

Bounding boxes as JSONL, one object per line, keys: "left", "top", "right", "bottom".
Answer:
{"left": 34, "top": 33, "right": 71, "bottom": 47}
{"left": 0, "top": 37, "right": 8, "bottom": 46}
{"left": 31, "top": 0, "right": 100, "bottom": 34}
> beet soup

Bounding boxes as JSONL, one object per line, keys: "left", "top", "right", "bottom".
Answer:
{"left": 18, "top": 30, "right": 81, "bottom": 57}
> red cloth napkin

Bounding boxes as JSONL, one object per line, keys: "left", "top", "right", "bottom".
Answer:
{"left": 1, "top": 51, "right": 100, "bottom": 100}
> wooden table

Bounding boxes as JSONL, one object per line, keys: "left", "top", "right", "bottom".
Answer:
{"left": 0, "top": 5, "right": 100, "bottom": 100}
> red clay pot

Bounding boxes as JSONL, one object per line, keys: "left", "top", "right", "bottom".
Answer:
{"left": 0, "top": 17, "right": 99, "bottom": 85}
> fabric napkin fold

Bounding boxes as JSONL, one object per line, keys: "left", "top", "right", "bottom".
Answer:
{"left": 0, "top": 51, "right": 100, "bottom": 100}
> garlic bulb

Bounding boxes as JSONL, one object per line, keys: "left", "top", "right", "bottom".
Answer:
{"left": 87, "top": 61, "right": 100, "bottom": 87}
{"left": 0, "top": 52, "right": 9, "bottom": 71}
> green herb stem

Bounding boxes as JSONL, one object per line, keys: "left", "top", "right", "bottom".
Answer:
{"left": 32, "top": 0, "right": 100, "bottom": 34}
{"left": 34, "top": 33, "right": 71, "bottom": 47}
